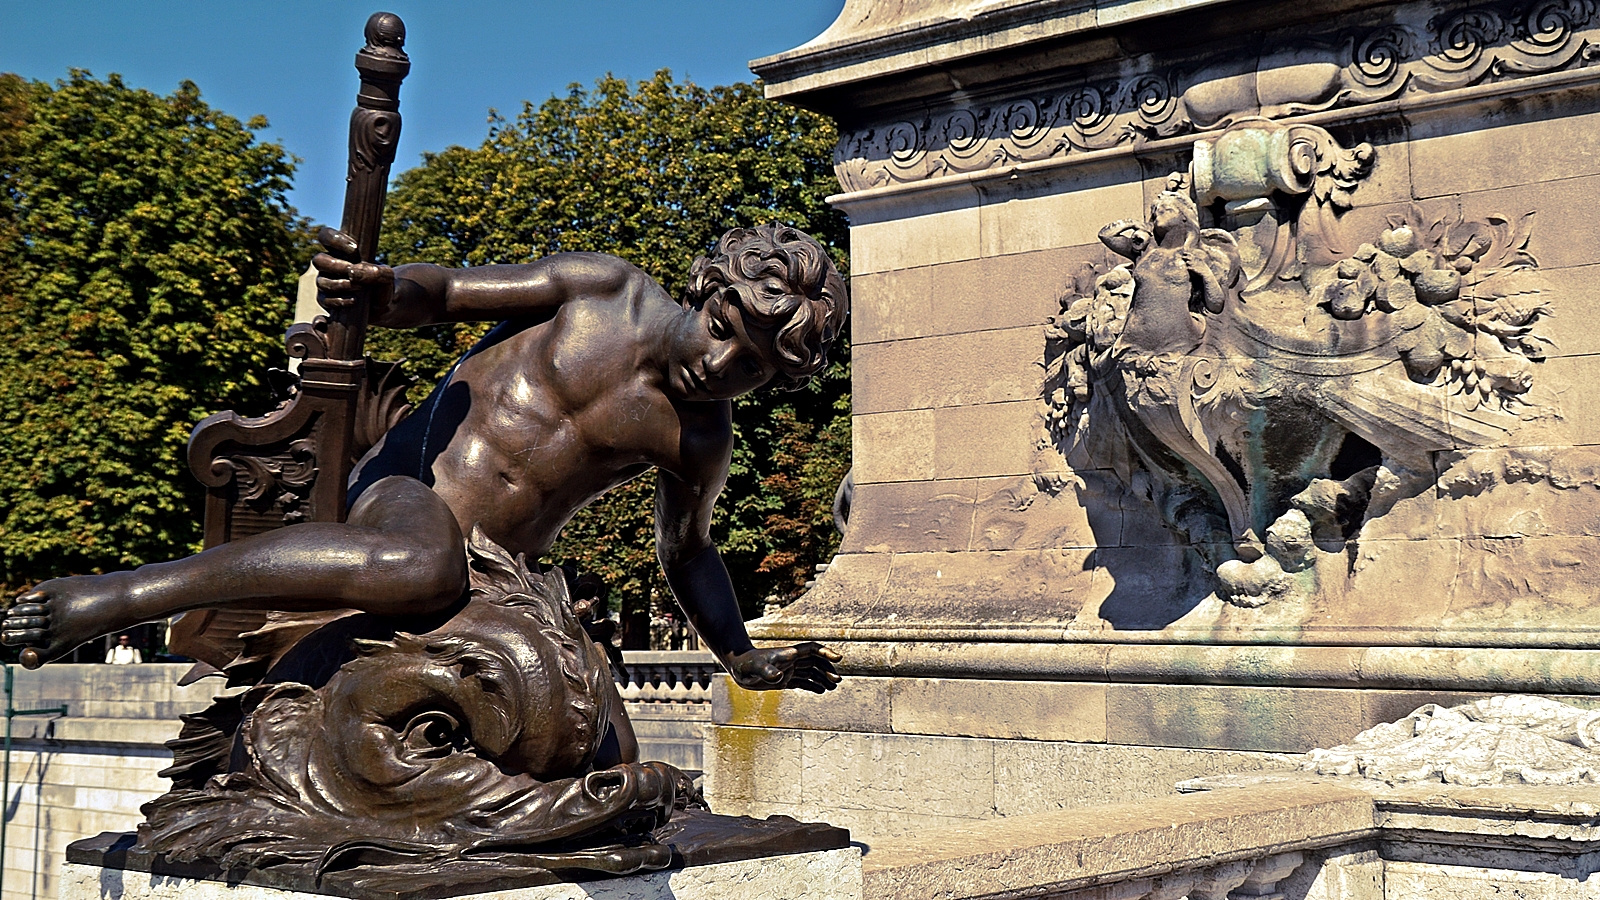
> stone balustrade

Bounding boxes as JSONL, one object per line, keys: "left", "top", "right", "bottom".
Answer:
{"left": 619, "top": 650, "right": 717, "bottom": 704}
{"left": 617, "top": 651, "right": 717, "bottom": 774}
{"left": 1047, "top": 853, "right": 1308, "bottom": 900}
{"left": 858, "top": 782, "right": 1374, "bottom": 900}
{"left": 846, "top": 773, "right": 1600, "bottom": 899}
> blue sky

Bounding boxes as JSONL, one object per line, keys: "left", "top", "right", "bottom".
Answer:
{"left": 0, "top": 1, "right": 844, "bottom": 227}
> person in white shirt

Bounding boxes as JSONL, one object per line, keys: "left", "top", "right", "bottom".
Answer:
{"left": 105, "top": 634, "right": 141, "bottom": 665}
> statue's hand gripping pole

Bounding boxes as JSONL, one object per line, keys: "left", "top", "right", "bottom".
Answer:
{"left": 171, "top": 12, "right": 411, "bottom": 670}
{"left": 322, "top": 11, "right": 410, "bottom": 364}
{"left": 293, "top": 11, "right": 412, "bottom": 525}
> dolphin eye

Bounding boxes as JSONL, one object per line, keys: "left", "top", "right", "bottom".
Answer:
{"left": 400, "top": 711, "right": 469, "bottom": 758}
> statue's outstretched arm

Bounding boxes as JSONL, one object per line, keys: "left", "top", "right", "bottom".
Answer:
{"left": 313, "top": 227, "right": 657, "bottom": 328}
{"left": 654, "top": 407, "right": 841, "bottom": 694}
{"left": 385, "top": 253, "right": 649, "bottom": 327}
{"left": 653, "top": 405, "right": 747, "bottom": 662}
{"left": 1099, "top": 220, "right": 1150, "bottom": 259}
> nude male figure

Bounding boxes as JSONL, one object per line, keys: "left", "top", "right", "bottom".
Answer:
{"left": 2, "top": 224, "right": 846, "bottom": 701}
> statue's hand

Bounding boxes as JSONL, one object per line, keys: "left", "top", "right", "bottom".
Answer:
{"left": 311, "top": 225, "right": 393, "bottom": 311}
{"left": 728, "top": 643, "right": 842, "bottom": 694}
{"left": 1098, "top": 220, "right": 1150, "bottom": 258}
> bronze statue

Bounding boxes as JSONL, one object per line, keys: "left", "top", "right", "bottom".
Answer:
{"left": 2, "top": 221, "right": 848, "bottom": 693}
{"left": 142, "top": 529, "right": 693, "bottom": 887}
{"left": 6, "top": 11, "right": 850, "bottom": 886}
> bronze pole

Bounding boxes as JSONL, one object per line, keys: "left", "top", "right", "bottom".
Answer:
{"left": 323, "top": 10, "right": 410, "bottom": 361}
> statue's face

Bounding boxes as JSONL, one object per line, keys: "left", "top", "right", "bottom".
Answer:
{"left": 1150, "top": 196, "right": 1186, "bottom": 232}
{"left": 671, "top": 290, "right": 781, "bottom": 400}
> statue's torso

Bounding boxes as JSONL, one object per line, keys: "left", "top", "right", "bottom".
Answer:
{"left": 1124, "top": 247, "right": 1206, "bottom": 355}
{"left": 354, "top": 293, "right": 725, "bottom": 558}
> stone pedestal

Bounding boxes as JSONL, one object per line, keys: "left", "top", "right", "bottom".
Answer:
{"left": 61, "top": 813, "right": 859, "bottom": 900}
{"left": 712, "top": 0, "right": 1600, "bottom": 837}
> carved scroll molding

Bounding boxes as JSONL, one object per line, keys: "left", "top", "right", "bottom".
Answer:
{"left": 835, "top": 0, "right": 1600, "bottom": 192}
{"left": 218, "top": 438, "right": 318, "bottom": 526}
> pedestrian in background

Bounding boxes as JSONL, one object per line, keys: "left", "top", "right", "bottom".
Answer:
{"left": 105, "top": 634, "right": 141, "bottom": 665}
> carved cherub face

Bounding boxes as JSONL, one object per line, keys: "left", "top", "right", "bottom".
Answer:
{"left": 1149, "top": 192, "right": 1199, "bottom": 239}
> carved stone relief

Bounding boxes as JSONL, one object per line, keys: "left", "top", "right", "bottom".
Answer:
{"left": 835, "top": 0, "right": 1600, "bottom": 192}
{"left": 1305, "top": 695, "right": 1600, "bottom": 785}
{"left": 1036, "top": 118, "right": 1577, "bottom": 608}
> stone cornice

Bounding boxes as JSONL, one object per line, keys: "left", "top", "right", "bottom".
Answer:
{"left": 751, "top": 0, "right": 1236, "bottom": 106}
{"left": 735, "top": 634, "right": 1600, "bottom": 692}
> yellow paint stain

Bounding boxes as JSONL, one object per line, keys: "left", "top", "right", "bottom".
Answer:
{"left": 709, "top": 725, "right": 758, "bottom": 800}
{"left": 709, "top": 697, "right": 783, "bottom": 805}
{"left": 725, "top": 681, "right": 785, "bottom": 728}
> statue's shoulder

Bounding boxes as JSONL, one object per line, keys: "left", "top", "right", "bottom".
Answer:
{"left": 541, "top": 251, "right": 658, "bottom": 289}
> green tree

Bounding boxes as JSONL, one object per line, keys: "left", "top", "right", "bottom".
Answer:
{"left": 0, "top": 72, "right": 304, "bottom": 590}
{"left": 372, "top": 71, "right": 850, "bottom": 635}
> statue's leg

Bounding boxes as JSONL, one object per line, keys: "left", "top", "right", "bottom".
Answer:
{"left": 2, "top": 476, "right": 465, "bottom": 668}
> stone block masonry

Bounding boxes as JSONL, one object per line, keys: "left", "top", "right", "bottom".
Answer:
{"left": 717, "top": 0, "right": 1600, "bottom": 836}
{"left": 0, "top": 664, "right": 215, "bottom": 900}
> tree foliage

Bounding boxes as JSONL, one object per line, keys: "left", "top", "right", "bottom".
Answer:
{"left": 0, "top": 72, "right": 304, "bottom": 589}
{"left": 372, "top": 71, "right": 850, "bottom": 624}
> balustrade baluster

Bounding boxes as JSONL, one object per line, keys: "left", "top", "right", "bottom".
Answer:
{"left": 1229, "top": 851, "right": 1304, "bottom": 899}
{"left": 1187, "top": 860, "right": 1253, "bottom": 900}
{"left": 1147, "top": 872, "right": 1197, "bottom": 899}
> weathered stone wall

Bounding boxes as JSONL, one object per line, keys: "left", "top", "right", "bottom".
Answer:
{"left": 0, "top": 665, "right": 212, "bottom": 900}
{"left": 712, "top": 0, "right": 1600, "bottom": 835}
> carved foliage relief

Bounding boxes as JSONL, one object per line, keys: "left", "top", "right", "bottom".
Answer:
{"left": 836, "top": 0, "right": 1599, "bottom": 192}
{"left": 1036, "top": 119, "right": 1572, "bottom": 608}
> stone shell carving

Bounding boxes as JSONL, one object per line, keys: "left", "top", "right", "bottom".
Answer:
{"left": 836, "top": 0, "right": 1600, "bottom": 192}
{"left": 1306, "top": 696, "right": 1600, "bottom": 785}
{"left": 1036, "top": 118, "right": 1564, "bottom": 608}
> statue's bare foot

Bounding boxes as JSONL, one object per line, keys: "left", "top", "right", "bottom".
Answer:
{"left": 4, "top": 574, "right": 132, "bottom": 668}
